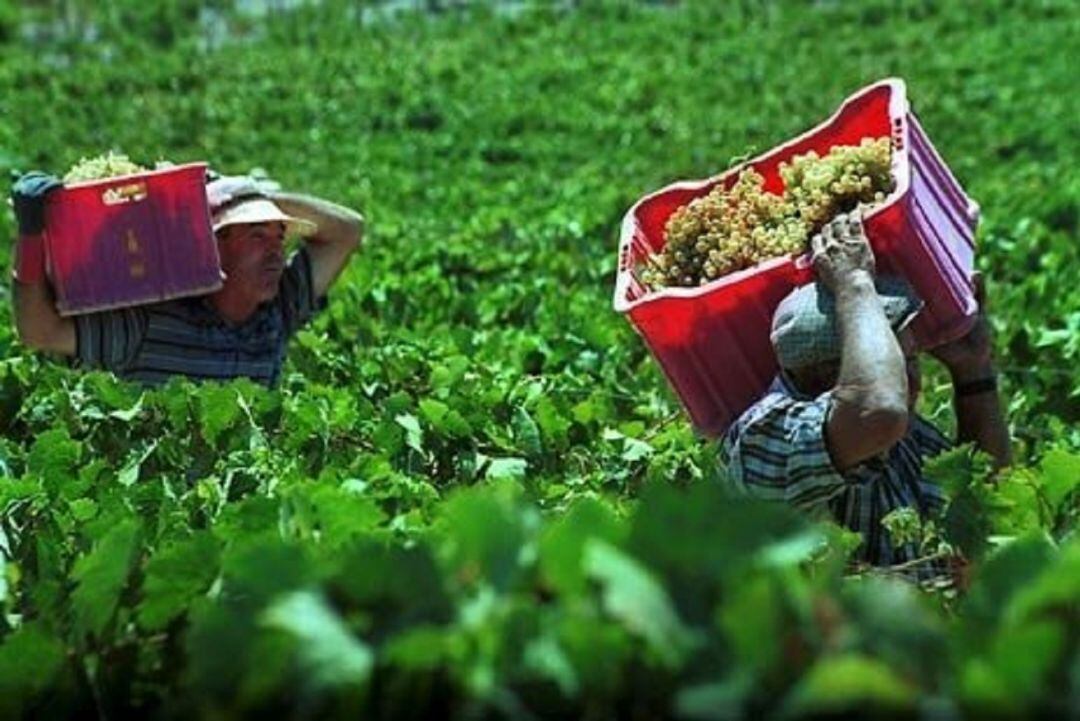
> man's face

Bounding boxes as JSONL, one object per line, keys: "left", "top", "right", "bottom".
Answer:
{"left": 217, "top": 221, "right": 286, "bottom": 304}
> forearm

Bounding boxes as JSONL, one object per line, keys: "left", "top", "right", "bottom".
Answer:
{"left": 268, "top": 191, "right": 363, "bottom": 297}
{"left": 269, "top": 191, "right": 363, "bottom": 247}
{"left": 950, "top": 362, "right": 1011, "bottom": 468}
{"left": 12, "top": 276, "right": 75, "bottom": 355}
{"left": 833, "top": 271, "right": 908, "bottom": 412}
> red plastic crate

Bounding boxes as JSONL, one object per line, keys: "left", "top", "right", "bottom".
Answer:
{"left": 613, "top": 78, "right": 980, "bottom": 438}
{"left": 43, "top": 162, "right": 223, "bottom": 316}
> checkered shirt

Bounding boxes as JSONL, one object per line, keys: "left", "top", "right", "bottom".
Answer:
{"left": 720, "top": 374, "right": 952, "bottom": 571}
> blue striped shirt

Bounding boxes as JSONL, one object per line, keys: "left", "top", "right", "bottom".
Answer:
{"left": 720, "top": 375, "right": 952, "bottom": 570}
{"left": 73, "top": 248, "right": 324, "bottom": 386}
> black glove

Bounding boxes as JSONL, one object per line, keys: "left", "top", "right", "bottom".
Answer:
{"left": 11, "top": 172, "right": 62, "bottom": 235}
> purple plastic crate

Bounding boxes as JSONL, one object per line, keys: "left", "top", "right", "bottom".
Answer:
{"left": 44, "top": 162, "right": 223, "bottom": 316}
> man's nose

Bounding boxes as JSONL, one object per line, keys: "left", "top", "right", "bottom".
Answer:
{"left": 260, "top": 239, "right": 284, "bottom": 262}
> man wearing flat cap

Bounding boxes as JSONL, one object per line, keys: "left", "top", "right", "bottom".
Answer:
{"left": 9, "top": 171, "right": 362, "bottom": 385}
{"left": 721, "top": 213, "right": 1010, "bottom": 570}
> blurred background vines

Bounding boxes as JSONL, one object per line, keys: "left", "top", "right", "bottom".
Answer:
{"left": 0, "top": 1, "right": 1077, "bottom": 719}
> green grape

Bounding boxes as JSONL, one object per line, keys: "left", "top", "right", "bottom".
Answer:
{"left": 63, "top": 151, "right": 148, "bottom": 183}
{"left": 639, "top": 137, "right": 894, "bottom": 292}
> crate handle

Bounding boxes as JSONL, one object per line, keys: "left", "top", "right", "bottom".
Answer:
{"left": 102, "top": 181, "right": 148, "bottom": 206}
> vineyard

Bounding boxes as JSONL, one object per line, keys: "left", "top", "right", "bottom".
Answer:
{"left": 0, "top": 1, "right": 1078, "bottom": 718}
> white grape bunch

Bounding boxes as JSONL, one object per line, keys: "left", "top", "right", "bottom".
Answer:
{"left": 63, "top": 152, "right": 147, "bottom": 184}
{"left": 641, "top": 137, "right": 894, "bottom": 290}
{"left": 780, "top": 136, "right": 893, "bottom": 235}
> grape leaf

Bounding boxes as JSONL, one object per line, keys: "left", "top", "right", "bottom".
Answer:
{"left": 0, "top": 621, "right": 67, "bottom": 718}
{"left": 71, "top": 519, "right": 141, "bottom": 640}
{"left": 263, "top": 590, "right": 373, "bottom": 690}
{"left": 781, "top": 654, "right": 915, "bottom": 717}
{"left": 961, "top": 534, "right": 1056, "bottom": 633}
{"left": 395, "top": 413, "right": 424, "bottom": 453}
{"left": 437, "top": 485, "right": 527, "bottom": 590}
{"left": 26, "top": 428, "right": 81, "bottom": 497}
{"left": 539, "top": 496, "right": 626, "bottom": 596}
{"left": 960, "top": 620, "right": 1065, "bottom": 710}
{"left": 942, "top": 487, "right": 992, "bottom": 562}
{"left": 485, "top": 457, "right": 527, "bottom": 481}
{"left": 1040, "top": 448, "right": 1080, "bottom": 514}
{"left": 198, "top": 384, "right": 244, "bottom": 446}
{"left": 584, "top": 539, "right": 695, "bottom": 667}
{"left": 512, "top": 405, "right": 543, "bottom": 457}
{"left": 138, "top": 531, "right": 221, "bottom": 631}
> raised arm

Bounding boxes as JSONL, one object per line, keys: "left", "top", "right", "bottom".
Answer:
{"left": 929, "top": 274, "right": 1011, "bottom": 468}
{"left": 10, "top": 173, "right": 75, "bottom": 356}
{"left": 268, "top": 191, "right": 363, "bottom": 298}
{"left": 814, "top": 214, "right": 910, "bottom": 472}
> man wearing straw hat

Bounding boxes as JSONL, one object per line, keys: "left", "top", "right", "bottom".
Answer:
{"left": 720, "top": 212, "right": 1010, "bottom": 574}
{"left": 9, "top": 172, "right": 362, "bottom": 386}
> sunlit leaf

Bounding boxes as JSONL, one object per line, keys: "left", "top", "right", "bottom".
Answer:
{"left": 263, "top": 590, "right": 373, "bottom": 690}
{"left": 781, "top": 654, "right": 915, "bottom": 717}
{"left": 584, "top": 539, "right": 695, "bottom": 667}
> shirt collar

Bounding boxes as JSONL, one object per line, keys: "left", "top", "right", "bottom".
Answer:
{"left": 771, "top": 372, "right": 823, "bottom": 402}
{"left": 188, "top": 294, "right": 276, "bottom": 330}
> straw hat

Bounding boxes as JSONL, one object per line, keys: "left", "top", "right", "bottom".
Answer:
{"left": 206, "top": 176, "right": 317, "bottom": 238}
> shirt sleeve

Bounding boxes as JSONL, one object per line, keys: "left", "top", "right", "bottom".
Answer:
{"left": 73, "top": 306, "right": 148, "bottom": 372}
{"left": 720, "top": 394, "right": 848, "bottom": 512}
{"left": 277, "top": 246, "right": 328, "bottom": 336}
{"left": 907, "top": 416, "right": 952, "bottom": 516}
{"left": 910, "top": 416, "right": 953, "bottom": 459}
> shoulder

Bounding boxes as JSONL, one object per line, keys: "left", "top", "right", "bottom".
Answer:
{"left": 720, "top": 380, "right": 835, "bottom": 477}
{"left": 723, "top": 381, "right": 831, "bottom": 451}
{"left": 720, "top": 379, "right": 847, "bottom": 507}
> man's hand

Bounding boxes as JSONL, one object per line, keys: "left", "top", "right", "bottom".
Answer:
{"left": 11, "top": 171, "right": 62, "bottom": 236}
{"left": 811, "top": 212, "right": 876, "bottom": 291}
{"left": 10, "top": 171, "right": 76, "bottom": 354}
{"left": 929, "top": 272, "right": 994, "bottom": 379}
{"left": 808, "top": 212, "right": 910, "bottom": 472}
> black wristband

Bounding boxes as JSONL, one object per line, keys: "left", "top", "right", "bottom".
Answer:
{"left": 955, "top": 376, "right": 998, "bottom": 397}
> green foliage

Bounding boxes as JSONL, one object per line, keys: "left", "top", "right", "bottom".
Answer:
{"left": 780, "top": 654, "right": 916, "bottom": 718}
{"left": 584, "top": 538, "right": 696, "bottom": 667}
{"left": 70, "top": 519, "right": 140, "bottom": 641}
{"left": 138, "top": 531, "right": 221, "bottom": 631}
{"left": 0, "top": 0, "right": 1077, "bottom": 719}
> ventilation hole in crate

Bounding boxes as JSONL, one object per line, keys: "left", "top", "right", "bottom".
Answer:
{"left": 892, "top": 117, "right": 906, "bottom": 150}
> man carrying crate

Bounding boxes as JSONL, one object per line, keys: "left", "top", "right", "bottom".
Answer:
{"left": 9, "top": 172, "right": 362, "bottom": 386}
{"left": 720, "top": 213, "right": 1011, "bottom": 574}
